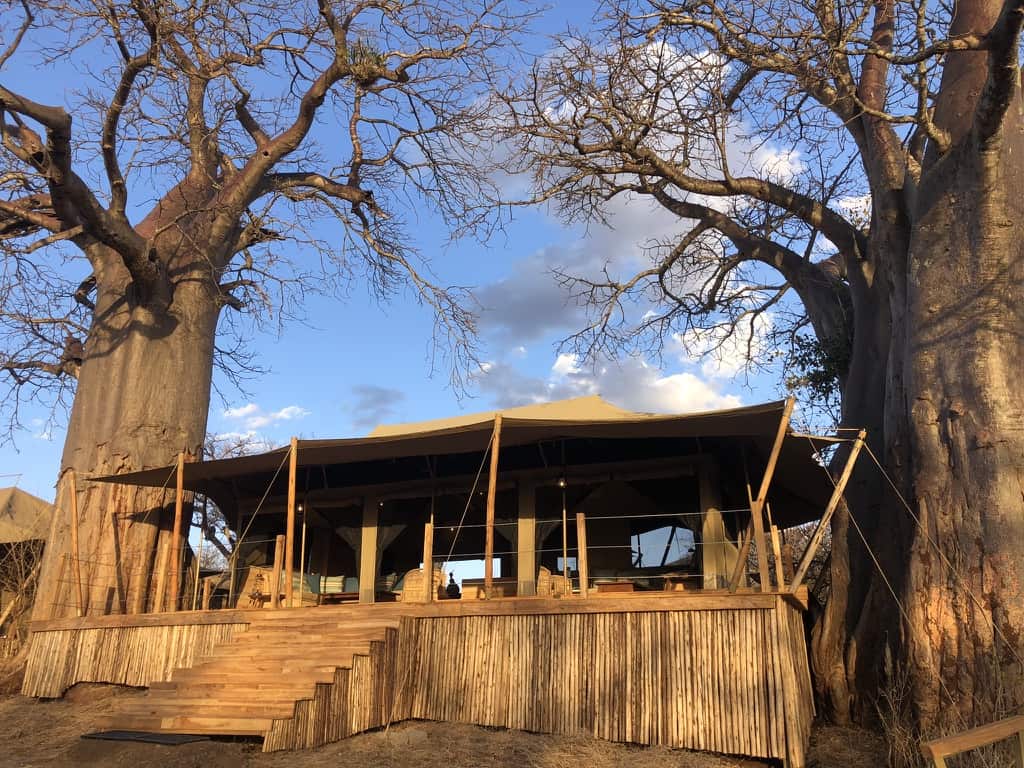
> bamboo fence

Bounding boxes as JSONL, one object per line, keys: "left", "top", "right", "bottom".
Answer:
{"left": 22, "top": 621, "right": 246, "bottom": 697}
{"left": 21, "top": 594, "right": 813, "bottom": 766}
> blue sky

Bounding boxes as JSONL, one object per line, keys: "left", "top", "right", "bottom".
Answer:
{"left": 0, "top": 1, "right": 789, "bottom": 502}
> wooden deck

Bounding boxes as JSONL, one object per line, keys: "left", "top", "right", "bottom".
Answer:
{"left": 22, "top": 591, "right": 814, "bottom": 766}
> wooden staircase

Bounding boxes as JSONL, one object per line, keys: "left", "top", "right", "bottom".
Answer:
{"left": 98, "top": 609, "right": 406, "bottom": 746}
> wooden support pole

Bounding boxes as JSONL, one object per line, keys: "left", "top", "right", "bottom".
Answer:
{"left": 169, "top": 451, "right": 186, "bottom": 612}
{"left": 68, "top": 470, "right": 84, "bottom": 617}
{"left": 699, "top": 458, "right": 730, "bottom": 589}
{"left": 298, "top": 504, "right": 307, "bottom": 607}
{"left": 791, "top": 429, "right": 867, "bottom": 593}
{"left": 284, "top": 436, "right": 298, "bottom": 606}
{"left": 271, "top": 534, "right": 284, "bottom": 609}
{"left": 359, "top": 497, "right": 379, "bottom": 604}
{"left": 770, "top": 522, "right": 785, "bottom": 590}
{"left": 731, "top": 397, "right": 795, "bottom": 593}
{"left": 484, "top": 414, "right": 503, "bottom": 597}
{"left": 152, "top": 529, "right": 168, "bottom": 613}
{"left": 517, "top": 482, "right": 537, "bottom": 597}
{"left": 201, "top": 579, "right": 212, "bottom": 610}
{"left": 191, "top": 525, "right": 205, "bottom": 610}
{"left": 728, "top": 519, "right": 755, "bottom": 589}
{"left": 576, "top": 511, "right": 589, "bottom": 598}
{"left": 423, "top": 497, "right": 434, "bottom": 602}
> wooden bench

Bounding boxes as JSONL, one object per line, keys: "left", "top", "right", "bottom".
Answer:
{"left": 596, "top": 582, "right": 634, "bottom": 594}
{"left": 921, "top": 714, "right": 1024, "bottom": 767}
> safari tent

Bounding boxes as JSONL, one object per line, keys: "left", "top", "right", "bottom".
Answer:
{"left": 21, "top": 396, "right": 861, "bottom": 767}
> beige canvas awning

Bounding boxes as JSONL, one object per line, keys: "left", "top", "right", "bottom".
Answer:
{"left": 0, "top": 487, "right": 54, "bottom": 544}
{"left": 91, "top": 396, "right": 836, "bottom": 528}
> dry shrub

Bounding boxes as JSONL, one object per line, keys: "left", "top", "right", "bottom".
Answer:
{"left": 877, "top": 660, "right": 1021, "bottom": 768}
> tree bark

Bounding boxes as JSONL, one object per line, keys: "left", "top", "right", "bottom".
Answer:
{"left": 901, "top": 123, "right": 1024, "bottom": 734}
{"left": 32, "top": 261, "right": 219, "bottom": 618}
{"left": 812, "top": 0, "right": 1024, "bottom": 738}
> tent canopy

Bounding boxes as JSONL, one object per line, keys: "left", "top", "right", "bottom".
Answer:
{"left": 91, "top": 396, "right": 835, "bottom": 528}
{"left": 0, "top": 487, "right": 53, "bottom": 544}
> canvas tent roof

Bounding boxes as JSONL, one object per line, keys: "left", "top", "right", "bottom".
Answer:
{"left": 92, "top": 396, "right": 834, "bottom": 527}
{"left": 367, "top": 396, "right": 641, "bottom": 437}
{"left": 0, "top": 487, "right": 53, "bottom": 544}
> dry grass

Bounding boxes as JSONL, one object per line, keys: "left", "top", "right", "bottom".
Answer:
{"left": 0, "top": 685, "right": 888, "bottom": 768}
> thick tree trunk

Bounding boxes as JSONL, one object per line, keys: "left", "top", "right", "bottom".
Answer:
{"left": 902, "top": 140, "right": 1024, "bottom": 736}
{"left": 32, "top": 262, "right": 219, "bottom": 619}
{"left": 813, "top": 0, "right": 1024, "bottom": 742}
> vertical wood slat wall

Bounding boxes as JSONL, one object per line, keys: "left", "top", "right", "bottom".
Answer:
{"left": 21, "top": 622, "right": 247, "bottom": 698}
{"left": 20, "top": 599, "right": 812, "bottom": 766}
{"left": 262, "top": 601, "right": 811, "bottom": 765}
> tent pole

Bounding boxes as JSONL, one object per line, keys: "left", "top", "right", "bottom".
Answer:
{"left": 791, "top": 429, "right": 867, "bottom": 593}
{"left": 484, "top": 414, "right": 503, "bottom": 597}
{"left": 284, "top": 436, "right": 298, "bottom": 606}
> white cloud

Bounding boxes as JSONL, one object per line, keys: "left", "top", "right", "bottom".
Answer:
{"left": 272, "top": 405, "right": 309, "bottom": 421}
{"left": 750, "top": 146, "right": 805, "bottom": 183}
{"left": 551, "top": 353, "right": 580, "bottom": 376}
{"left": 221, "top": 403, "right": 310, "bottom": 431}
{"left": 223, "top": 403, "right": 260, "bottom": 420}
{"left": 675, "top": 311, "right": 775, "bottom": 380}
{"left": 475, "top": 193, "right": 689, "bottom": 345}
{"left": 476, "top": 352, "right": 741, "bottom": 415}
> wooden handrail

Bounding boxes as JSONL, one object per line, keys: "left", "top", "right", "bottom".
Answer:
{"left": 920, "top": 714, "right": 1024, "bottom": 767}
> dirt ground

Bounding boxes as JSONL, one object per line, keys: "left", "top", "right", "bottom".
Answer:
{"left": 0, "top": 685, "right": 887, "bottom": 768}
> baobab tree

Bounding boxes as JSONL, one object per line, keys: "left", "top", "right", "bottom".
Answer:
{"left": 0, "top": 0, "right": 527, "bottom": 619}
{"left": 503, "top": 0, "right": 1024, "bottom": 743}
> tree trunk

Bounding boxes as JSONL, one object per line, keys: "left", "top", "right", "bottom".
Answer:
{"left": 813, "top": 0, "right": 1024, "bottom": 741}
{"left": 32, "top": 263, "right": 219, "bottom": 619}
{"left": 901, "top": 141, "right": 1024, "bottom": 737}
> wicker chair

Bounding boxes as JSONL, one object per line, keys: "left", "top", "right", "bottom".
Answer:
{"left": 537, "top": 566, "right": 570, "bottom": 597}
{"left": 398, "top": 566, "right": 444, "bottom": 603}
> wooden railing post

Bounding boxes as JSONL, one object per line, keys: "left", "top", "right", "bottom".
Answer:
{"left": 423, "top": 512, "right": 434, "bottom": 602}
{"left": 576, "top": 511, "right": 589, "bottom": 598}
{"left": 191, "top": 525, "right": 204, "bottom": 611}
{"left": 152, "top": 532, "right": 168, "bottom": 613}
{"left": 484, "top": 414, "right": 503, "bottom": 597}
{"left": 68, "top": 470, "right": 84, "bottom": 617}
{"left": 271, "top": 534, "right": 285, "bottom": 609}
{"left": 169, "top": 451, "right": 186, "bottom": 612}
{"left": 920, "top": 714, "right": 1024, "bottom": 767}
{"left": 284, "top": 437, "right": 298, "bottom": 606}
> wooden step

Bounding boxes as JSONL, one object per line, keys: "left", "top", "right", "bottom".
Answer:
{"left": 200, "top": 650, "right": 367, "bottom": 664}
{"left": 115, "top": 701, "right": 299, "bottom": 719}
{"left": 101, "top": 608, "right": 402, "bottom": 744}
{"left": 97, "top": 715, "right": 274, "bottom": 736}
{"left": 149, "top": 680, "right": 329, "bottom": 694}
